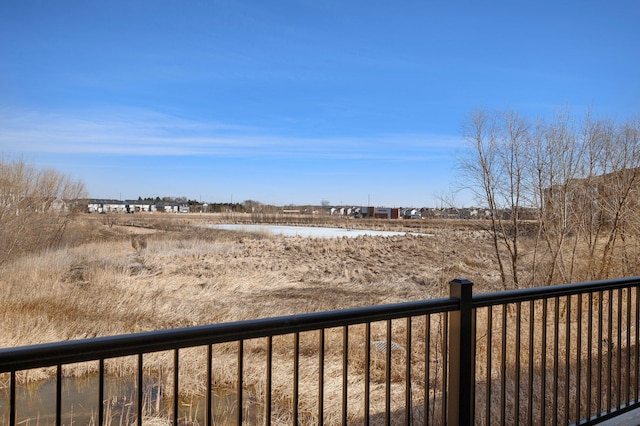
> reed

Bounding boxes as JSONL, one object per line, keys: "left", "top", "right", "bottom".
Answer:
{"left": 1, "top": 214, "right": 639, "bottom": 423}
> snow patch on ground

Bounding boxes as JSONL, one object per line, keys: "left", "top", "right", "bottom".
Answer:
{"left": 210, "top": 224, "right": 433, "bottom": 239}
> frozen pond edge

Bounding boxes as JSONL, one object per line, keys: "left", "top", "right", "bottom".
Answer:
{"left": 208, "top": 224, "right": 434, "bottom": 239}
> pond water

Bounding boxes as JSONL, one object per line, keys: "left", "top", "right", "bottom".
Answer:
{"left": 210, "top": 224, "right": 433, "bottom": 238}
{"left": 0, "top": 375, "right": 255, "bottom": 425}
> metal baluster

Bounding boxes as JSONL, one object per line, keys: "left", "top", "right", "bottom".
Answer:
{"left": 515, "top": 302, "right": 521, "bottom": 424}
{"left": 207, "top": 345, "right": 213, "bottom": 426}
{"left": 405, "top": 317, "right": 412, "bottom": 425}
{"left": 608, "top": 289, "right": 613, "bottom": 412}
{"left": 472, "top": 308, "right": 477, "bottom": 424}
{"left": 626, "top": 288, "right": 632, "bottom": 405}
{"left": 9, "top": 370, "right": 16, "bottom": 426}
{"left": 501, "top": 304, "right": 507, "bottom": 426}
{"left": 587, "top": 293, "right": 593, "bottom": 419}
{"left": 385, "top": 320, "right": 392, "bottom": 426}
{"left": 577, "top": 293, "right": 583, "bottom": 422}
{"left": 424, "top": 315, "right": 430, "bottom": 425}
{"left": 99, "top": 359, "right": 105, "bottom": 426}
{"left": 565, "top": 296, "right": 571, "bottom": 425}
{"left": 294, "top": 333, "right": 299, "bottom": 425}
{"left": 541, "top": 298, "right": 547, "bottom": 424}
{"left": 319, "top": 330, "right": 325, "bottom": 425}
{"left": 617, "top": 288, "right": 623, "bottom": 409}
{"left": 56, "top": 364, "right": 62, "bottom": 426}
{"left": 138, "top": 353, "right": 143, "bottom": 426}
{"left": 598, "top": 291, "right": 603, "bottom": 415}
{"left": 364, "top": 323, "right": 370, "bottom": 426}
{"left": 237, "top": 341, "right": 243, "bottom": 425}
{"left": 528, "top": 301, "right": 534, "bottom": 426}
{"left": 174, "top": 349, "right": 179, "bottom": 426}
{"left": 442, "top": 313, "right": 448, "bottom": 424}
{"left": 487, "top": 306, "right": 493, "bottom": 425}
{"left": 553, "top": 297, "right": 559, "bottom": 426}
{"left": 266, "top": 337, "right": 272, "bottom": 425}
{"left": 342, "top": 327, "right": 348, "bottom": 425}
{"left": 636, "top": 286, "right": 640, "bottom": 402}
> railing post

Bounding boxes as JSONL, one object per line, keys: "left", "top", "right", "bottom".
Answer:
{"left": 448, "top": 278, "right": 474, "bottom": 426}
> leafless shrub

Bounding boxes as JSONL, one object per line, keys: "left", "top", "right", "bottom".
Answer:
{"left": 131, "top": 235, "right": 148, "bottom": 252}
{"left": 460, "top": 108, "right": 640, "bottom": 287}
{"left": 0, "top": 156, "right": 86, "bottom": 264}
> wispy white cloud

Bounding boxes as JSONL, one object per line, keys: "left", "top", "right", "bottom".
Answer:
{"left": 0, "top": 106, "right": 463, "bottom": 161}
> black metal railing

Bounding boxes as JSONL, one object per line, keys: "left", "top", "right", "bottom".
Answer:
{"left": 1, "top": 276, "right": 640, "bottom": 425}
{"left": 469, "top": 277, "right": 640, "bottom": 426}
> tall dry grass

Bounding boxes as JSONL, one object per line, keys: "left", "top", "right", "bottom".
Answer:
{"left": 2, "top": 214, "right": 639, "bottom": 423}
{"left": 1, "top": 215, "right": 489, "bottom": 348}
{"left": 0, "top": 215, "right": 498, "bottom": 423}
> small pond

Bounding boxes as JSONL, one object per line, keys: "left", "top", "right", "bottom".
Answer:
{"left": 0, "top": 375, "right": 255, "bottom": 425}
{"left": 209, "top": 224, "right": 433, "bottom": 238}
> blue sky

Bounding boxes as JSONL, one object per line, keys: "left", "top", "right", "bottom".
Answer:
{"left": 1, "top": 1, "right": 638, "bottom": 207}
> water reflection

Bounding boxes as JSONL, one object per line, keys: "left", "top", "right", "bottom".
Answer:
{"left": 0, "top": 375, "right": 258, "bottom": 425}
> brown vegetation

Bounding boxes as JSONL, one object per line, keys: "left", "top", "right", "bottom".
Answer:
{"left": 461, "top": 108, "right": 640, "bottom": 288}
{"left": 0, "top": 213, "right": 499, "bottom": 423}
{"left": 2, "top": 155, "right": 639, "bottom": 423}
{"left": 1, "top": 209, "right": 639, "bottom": 423}
{"left": 0, "top": 214, "right": 500, "bottom": 348}
{"left": 0, "top": 157, "right": 86, "bottom": 265}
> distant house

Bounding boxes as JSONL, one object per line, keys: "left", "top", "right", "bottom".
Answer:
{"left": 329, "top": 207, "right": 358, "bottom": 216}
{"left": 357, "top": 206, "right": 401, "bottom": 219}
{"left": 85, "top": 199, "right": 188, "bottom": 214}
{"left": 124, "top": 200, "right": 152, "bottom": 213}
{"left": 86, "top": 199, "right": 125, "bottom": 213}
{"left": 402, "top": 208, "right": 421, "bottom": 219}
{"left": 105, "top": 202, "right": 127, "bottom": 213}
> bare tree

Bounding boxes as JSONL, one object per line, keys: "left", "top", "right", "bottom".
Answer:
{"left": 460, "top": 109, "right": 532, "bottom": 288}
{"left": 0, "top": 157, "right": 86, "bottom": 264}
{"left": 461, "top": 107, "right": 640, "bottom": 286}
{"left": 495, "top": 109, "right": 530, "bottom": 287}
{"left": 461, "top": 110, "right": 508, "bottom": 288}
{"left": 528, "top": 109, "right": 588, "bottom": 284}
{"left": 592, "top": 117, "right": 640, "bottom": 278}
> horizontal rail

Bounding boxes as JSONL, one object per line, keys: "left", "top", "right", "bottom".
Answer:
{"left": 0, "top": 296, "right": 457, "bottom": 373}
{"left": 472, "top": 276, "right": 640, "bottom": 308}
{"left": 3, "top": 276, "right": 640, "bottom": 425}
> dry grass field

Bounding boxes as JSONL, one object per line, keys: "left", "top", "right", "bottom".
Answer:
{"left": 0, "top": 213, "right": 505, "bottom": 423}
{"left": 0, "top": 213, "right": 502, "bottom": 350}
{"left": 5, "top": 213, "right": 632, "bottom": 424}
